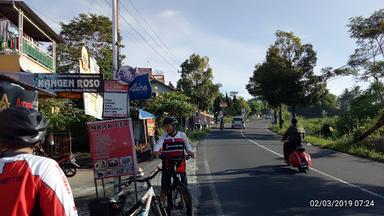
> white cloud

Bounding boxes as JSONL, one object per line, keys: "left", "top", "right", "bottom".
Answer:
{"left": 119, "top": 7, "right": 266, "bottom": 99}
{"left": 29, "top": 0, "right": 270, "bottom": 99}
{"left": 160, "top": 9, "right": 178, "bottom": 18}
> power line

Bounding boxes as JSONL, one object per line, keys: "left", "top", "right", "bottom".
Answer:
{"left": 28, "top": 5, "right": 61, "bottom": 27}
{"left": 119, "top": 26, "right": 165, "bottom": 67}
{"left": 120, "top": 14, "right": 180, "bottom": 71}
{"left": 88, "top": 0, "right": 94, "bottom": 14}
{"left": 33, "top": 0, "right": 179, "bottom": 71}
{"left": 125, "top": 0, "right": 183, "bottom": 65}
{"left": 101, "top": 0, "right": 179, "bottom": 71}
{"left": 92, "top": 0, "right": 111, "bottom": 16}
{"left": 119, "top": 1, "right": 181, "bottom": 67}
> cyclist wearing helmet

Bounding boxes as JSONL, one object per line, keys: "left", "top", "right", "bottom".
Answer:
{"left": 0, "top": 107, "right": 78, "bottom": 216}
{"left": 153, "top": 116, "right": 195, "bottom": 202}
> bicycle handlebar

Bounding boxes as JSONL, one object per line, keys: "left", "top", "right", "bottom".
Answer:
{"left": 159, "top": 153, "right": 192, "bottom": 161}
{"left": 120, "top": 167, "right": 163, "bottom": 187}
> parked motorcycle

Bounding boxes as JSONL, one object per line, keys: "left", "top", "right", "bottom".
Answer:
{"left": 55, "top": 154, "right": 80, "bottom": 177}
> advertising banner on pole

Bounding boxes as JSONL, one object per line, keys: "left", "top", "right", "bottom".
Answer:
{"left": 104, "top": 80, "right": 129, "bottom": 92}
{"left": 103, "top": 92, "right": 128, "bottom": 118}
{"left": 146, "top": 118, "right": 155, "bottom": 136}
{"left": 114, "top": 65, "right": 136, "bottom": 86}
{"left": 87, "top": 119, "right": 137, "bottom": 179}
{"left": 113, "top": 65, "right": 153, "bottom": 100}
{"left": 79, "top": 46, "right": 90, "bottom": 74}
{"left": 84, "top": 93, "right": 103, "bottom": 119}
{"left": 81, "top": 52, "right": 103, "bottom": 119}
{"left": 103, "top": 80, "right": 129, "bottom": 118}
{"left": 129, "top": 74, "right": 152, "bottom": 100}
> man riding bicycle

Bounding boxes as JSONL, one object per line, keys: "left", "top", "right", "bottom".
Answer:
{"left": 153, "top": 117, "right": 195, "bottom": 203}
{"left": 0, "top": 107, "right": 78, "bottom": 216}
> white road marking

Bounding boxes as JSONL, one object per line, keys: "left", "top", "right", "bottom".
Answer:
{"left": 202, "top": 134, "right": 225, "bottom": 216}
{"left": 241, "top": 132, "right": 384, "bottom": 200}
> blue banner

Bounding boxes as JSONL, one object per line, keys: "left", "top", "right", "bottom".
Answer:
{"left": 129, "top": 74, "right": 152, "bottom": 100}
{"left": 139, "top": 109, "right": 155, "bottom": 119}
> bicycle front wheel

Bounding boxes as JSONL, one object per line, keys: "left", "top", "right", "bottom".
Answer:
{"left": 172, "top": 185, "right": 193, "bottom": 216}
{"left": 150, "top": 196, "right": 168, "bottom": 216}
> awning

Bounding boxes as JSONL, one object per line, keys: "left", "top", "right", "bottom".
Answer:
{"left": 199, "top": 111, "right": 214, "bottom": 119}
{"left": 139, "top": 109, "right": 155, "bottom": 120}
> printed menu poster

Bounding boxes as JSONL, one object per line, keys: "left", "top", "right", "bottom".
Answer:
{"left": 87, "top": 119, "right": 137, "bottom": 179}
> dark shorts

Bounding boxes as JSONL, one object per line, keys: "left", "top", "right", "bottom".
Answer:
{"left": 161, "top": 171, "right": 188, "bottom": 193}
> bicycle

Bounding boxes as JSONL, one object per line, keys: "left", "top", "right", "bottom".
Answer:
{"left": 107, "top": 168, "right": 168, "bottom": 216}
{"left": 160, "top": 154, "right": 194, "bottom": 216}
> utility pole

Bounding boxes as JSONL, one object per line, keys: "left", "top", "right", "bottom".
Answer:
{"left": 112, "top": 0, "right": 118, "bottom": 72}
{"left": 111, "top": 0, "right": 135, "bottom": 198}
{"left": 112, "top": 0, "right": 120, "bottom": 194}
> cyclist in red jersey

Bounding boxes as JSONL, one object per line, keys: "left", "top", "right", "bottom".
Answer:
{"left": 0, "top": 107, "right": 78, "bottom": 216}
{"left": 153, "top": 117, "right": 195, "bottom": 203}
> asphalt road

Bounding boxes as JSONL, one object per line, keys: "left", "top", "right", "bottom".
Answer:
{"left": 196, "top": 119, "right": 384, "bottom": 216}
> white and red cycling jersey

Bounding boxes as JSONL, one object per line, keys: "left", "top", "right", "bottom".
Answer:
{"left": 0, "top": 153, "right": 78, "bottom": 216}
{"left": 154, "top": 131, "right": 192, "bottom": 173}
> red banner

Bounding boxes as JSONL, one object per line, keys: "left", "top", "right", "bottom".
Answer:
{"left": 104, "top": 80, "right": 129, "bottom": 92}
{"left": 147, "top": 119, "right": 155, "bottom": 136}
{"left": 87, "top": 119, "right": 137, "bottom": 179}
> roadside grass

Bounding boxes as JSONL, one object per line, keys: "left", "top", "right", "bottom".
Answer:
{"left": 269, "top": 124, "right": 384, "bottom": 162}
{"left": 188, "top": 128, "right": 210, "bottom": 142}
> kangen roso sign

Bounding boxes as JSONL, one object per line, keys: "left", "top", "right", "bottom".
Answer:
{"left": 34, "top": 73, "right": 104, "bottom": 93}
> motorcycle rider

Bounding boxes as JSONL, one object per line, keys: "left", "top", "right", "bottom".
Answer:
{"left": 282, "top": 117, "right": 305, "bottom": 164}
{"left": 220, "top": 117, "right": 224, "bottom": 129}
{"left": 0, "top": 107, "right": 78, "bottom": 216}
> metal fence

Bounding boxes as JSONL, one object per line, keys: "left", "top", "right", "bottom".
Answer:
{"left": 0, "top": 33, "right": 54, "bottom": 71}
{"left": 42, "top": 132, "right": 72, "bottom": 156}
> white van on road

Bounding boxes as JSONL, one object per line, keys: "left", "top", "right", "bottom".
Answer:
{"left": 232, "top": 116, "right": 245, "bottom": 129}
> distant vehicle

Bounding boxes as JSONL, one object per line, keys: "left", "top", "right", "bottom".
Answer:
{"left": 232, "top": 116, "right": 245, "bottom": 129}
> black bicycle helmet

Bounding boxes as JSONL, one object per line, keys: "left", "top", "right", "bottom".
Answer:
{"left": 163, "top": 116, "right": 178, "bottom": 125}
{"left": 0, "top": 107, "right": 48, "bottom": 147}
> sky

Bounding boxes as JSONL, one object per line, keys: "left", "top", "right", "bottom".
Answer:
{"left": 27, "top": 0, "right": 384, "bottom": 99}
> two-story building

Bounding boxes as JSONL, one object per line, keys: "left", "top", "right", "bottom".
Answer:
{"left": 0, "top": 0, "right": 63, "bottom": 74}
{"left": 0, "top": 1, "right": 62, "bottom": 107}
